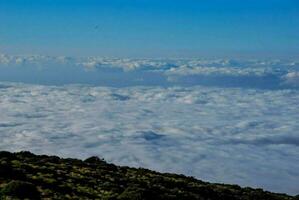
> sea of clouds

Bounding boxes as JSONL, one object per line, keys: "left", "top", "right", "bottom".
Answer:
{"left": 0, "top": 54, "right": 298, "bottom": 195}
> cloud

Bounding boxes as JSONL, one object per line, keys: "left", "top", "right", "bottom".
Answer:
{"left": 282, "top": 72, "right": 299, "bottom": 87}
{"left": 0, "top": 55, "right": 299, "bottom": 194}
{"left": 0, "top": 55, "right": 299, "bottom": 89}
{"left": 0, "top": 82, "right": 298, "bottom": 194}
{"left": 0, "top": 54, "right": 74, "bottom": 65}
{"left": 228, "top": 135, "right": 299, "bottom": 146}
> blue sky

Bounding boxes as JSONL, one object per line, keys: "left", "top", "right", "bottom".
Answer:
{"left": 0, "top": 0, "right": 298, "bottom": 58}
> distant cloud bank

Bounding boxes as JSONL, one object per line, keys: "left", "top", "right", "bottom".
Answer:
{"left": 0, "top": 54, "right": 299, "bottom": 89}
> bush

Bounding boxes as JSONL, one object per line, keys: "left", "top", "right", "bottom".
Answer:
{"left": 117, "top": 187, "right": 157, "bottom": 200}
{"left": 0, "top": 180, "right": 40, "bottom": 199}
{"left": 294, "top": 195, "right": 299, "bottom": 200}
{"left": 84, "top": 156, "right": 105, "bottom": 164}
{"left": 0, "top": 151, "right": 14, "bottom": 159}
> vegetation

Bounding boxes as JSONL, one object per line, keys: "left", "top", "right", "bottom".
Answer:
{"left": 0, "top": 151, "right": 296, "bottom": 199}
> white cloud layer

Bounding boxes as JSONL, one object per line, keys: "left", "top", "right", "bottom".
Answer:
{"left": 0, "top": 82, "right": 298, "bottom": 195}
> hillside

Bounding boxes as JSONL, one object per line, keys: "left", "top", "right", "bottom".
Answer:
{"left": 0, "top": 151, "right": 297, "bottom": 200}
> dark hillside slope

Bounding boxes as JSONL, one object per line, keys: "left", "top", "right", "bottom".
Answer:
{"left": 0, "top": 151, "right": 297, "bottom": 200}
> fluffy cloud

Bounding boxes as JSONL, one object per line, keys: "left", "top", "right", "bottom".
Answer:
{"left": 0, "top": 82, "right": 298, "bottom": 195}
{"left": 0, "top": 54, "right": 74, "bottom": 65}
{"left": 282, "top": 72, "right": 299, "bottom": 87}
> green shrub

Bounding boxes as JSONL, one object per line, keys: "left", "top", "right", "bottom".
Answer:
{"left": 84, "top": 156, "right": 105, "bottom": 164}
{"left": 0, "top": 180, "right": 40, "bottom": 199}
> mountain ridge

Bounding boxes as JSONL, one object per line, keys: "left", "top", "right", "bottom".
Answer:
{"left": 0, "top": 151, "right": 297, "bottom": 200}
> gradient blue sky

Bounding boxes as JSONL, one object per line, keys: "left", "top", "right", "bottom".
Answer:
{"left": 0, "top": 0, "right": 298, "bottom": 58}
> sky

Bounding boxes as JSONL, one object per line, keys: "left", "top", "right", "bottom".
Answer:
{"left": 0, "top": 0, "right": 298, "bottom": 58}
